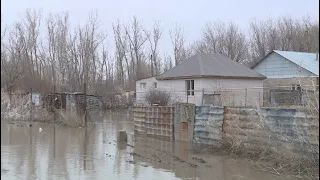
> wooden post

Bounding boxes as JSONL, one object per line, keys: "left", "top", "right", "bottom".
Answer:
{"left": 30, "top": 88, "right": 33, "bottom": 122}
{"left": 84, "top": 83, "right": 87, "bottom": 127}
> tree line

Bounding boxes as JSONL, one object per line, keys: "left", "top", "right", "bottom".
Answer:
{"left": 1, "top": 10, "right": 319, "bottom": 100}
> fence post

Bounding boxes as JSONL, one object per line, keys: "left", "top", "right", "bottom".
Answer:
{"left": 186, "top": 91, "right": 189, "bottom": 104}
{"left": 30, "top": 88, "right": 33, "bottom": 122}
{"left": 245, "top": 88, "right": 248, "bottom": 107}
{"left": 232, "top": 94, "right": 235, "bottom": 106}
{"left": 84, "top": 82, "right": 87, "bottom": 127}
{"left": 201, "top": 89, "right": 204, "bottom": 105}
{"left": 258, "top": 91, "right": 261, "bottom": 106}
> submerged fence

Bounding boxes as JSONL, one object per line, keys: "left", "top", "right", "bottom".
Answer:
{"left": 132, "top": 106, "right": 175, "bottom": 139}
{"left": 132, "top": 104, "right": 319, "bottom": 155}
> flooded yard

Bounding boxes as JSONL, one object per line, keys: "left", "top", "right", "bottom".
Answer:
{"left": 1, "top": 110, "right": 290, "bottom": 180}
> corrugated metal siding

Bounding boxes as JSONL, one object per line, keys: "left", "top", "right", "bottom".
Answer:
{"left": 274, "top": 50, "right": 319, "bottom": 76}
{"left": 254, "top": 52, "right": 315, "bottom": 78}
{"left": 194, "top": 106, "right": 224, "bottom": 147}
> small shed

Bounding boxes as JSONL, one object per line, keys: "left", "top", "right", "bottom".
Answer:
{"left": 43, "top": 92, "right": 103, "bottom": 112}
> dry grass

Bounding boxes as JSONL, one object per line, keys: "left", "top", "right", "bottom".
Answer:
{"left": 1, "top": 91, "right": 52, "bottom": 122}
{"left": 223, "top": 89, "right": 319, "bottom": 180}
{"left": 1, "top": 91, "right": 92, "bottom": 128}
{"left": 55, "top": 108, "right": 93, "bottom": 128}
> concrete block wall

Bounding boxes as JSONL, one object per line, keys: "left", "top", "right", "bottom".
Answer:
{"left": 174, "top": 103, "right": 195, "bottom": 142}
{"left": 223, "top": 107, "right": 319, "bottom": 153}
{"left": 193, "top": 106, "right": 224, "bottom": 147}
{"left": 132, "top": 106, "right": 147, "bottom": 134}
{"left": 133, "top": 105, "right": 318, "bottom": 154}
{"left": 223, "top": 107, "right": 271, "bottom": 148}
{"left": 260, "top": 107, "right": 319, "bottom": 152}
{"left": 145, "top": 106, "right": 174, "bottom": 139}
{"left": 133, "top": 106, "right": 174, "bottom": 139}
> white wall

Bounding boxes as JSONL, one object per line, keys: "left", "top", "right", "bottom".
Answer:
{"left": 136, "top": 77, "right": 158, "bottom": 105}
{"left": 135, "top": 77, "right": 200, "bottom": 105}
{"left": 253, "top": 52, "right": 315, "bottom": 78}
{"left": 135, "top": 77, "right": 263, "bottom": 106}
{"left": 200, "top": 78, "right": 264, "bottom": 107}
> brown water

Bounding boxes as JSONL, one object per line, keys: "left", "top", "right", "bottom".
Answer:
{"left": 1, "top": 110, "right": 290, "bottom": 180}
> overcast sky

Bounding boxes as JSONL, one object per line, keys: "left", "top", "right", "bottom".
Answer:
{"left": 1, "top": 0, "right": 319, "bottom": 56}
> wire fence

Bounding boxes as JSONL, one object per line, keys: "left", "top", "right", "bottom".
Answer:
{"left": 135, "top": 85, "right": 319, "bottom": 108}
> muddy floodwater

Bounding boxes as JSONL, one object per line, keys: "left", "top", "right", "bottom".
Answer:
{"left": 1, "top": 110, "right": 291, "bottom": 180}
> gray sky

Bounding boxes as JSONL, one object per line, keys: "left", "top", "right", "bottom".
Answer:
{"left": 1, "top": 0, "right": 319, "bottom": 56}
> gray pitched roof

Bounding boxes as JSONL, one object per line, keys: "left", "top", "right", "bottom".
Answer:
{"left": 156, "top": 54, "right": 266, "bottom": 80}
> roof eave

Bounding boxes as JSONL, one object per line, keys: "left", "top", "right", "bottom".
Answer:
{"left": 156, "top": 75, "right": 266, "bottom": 80}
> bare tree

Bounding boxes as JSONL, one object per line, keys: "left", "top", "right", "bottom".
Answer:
{"left": 113, "top": 21, "right": 126, "bottom": 87}
{"left": 1, "top": 24, "right": 26, "bottom": 103}
{"left": 146, "top": 22, "right": 162, "bottom": 76}
{"left": 124, "top": 17, "right": 149, "bottom": 85}
{"left": 170, "top": 25, "right": 187, "bottom": 65}
{"left": 194, "top": 21, "right": 248, "bottom": 62}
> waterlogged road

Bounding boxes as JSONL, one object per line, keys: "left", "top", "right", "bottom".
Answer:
{"left": 1, "top": 110, "right": 290, "bottom": 180}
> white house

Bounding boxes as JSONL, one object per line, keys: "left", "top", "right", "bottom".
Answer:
{"left": 136, "top": 54, "right": 266, "bottom": 106}
{"left": 251, "top": 50, "right": 319, "bottom": 90}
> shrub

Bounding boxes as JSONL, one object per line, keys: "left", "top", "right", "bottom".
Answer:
{"left": 144, "top": 89, "right": 171, "bottom": 106}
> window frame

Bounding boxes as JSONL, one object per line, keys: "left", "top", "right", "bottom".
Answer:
{"left": 140, "top": 83, "right": 146, "bottom": 89}
{"left": 185, "top": 80, "right": 195, "bottom": 96}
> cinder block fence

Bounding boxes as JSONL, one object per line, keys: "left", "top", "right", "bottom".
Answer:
{"left": 132, "top": 104, "right": 319, "bottom": 153}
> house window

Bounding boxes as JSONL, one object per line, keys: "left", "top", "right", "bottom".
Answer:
{"left": 291, "top": 84, "right": 301, "bottom": 91}
{"left": 140, "top": 83, "right": 146, "bottom": 89}
{"left": 297, "top": 84, "right": 301, "bottom": 91}
{"left": 186, "top": 80, "right": 194, "bottom": 96}
{"left": 154, "top": 82, "right": 157, "bottom": 88}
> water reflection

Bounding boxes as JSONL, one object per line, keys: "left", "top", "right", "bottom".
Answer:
{"left": 1, "top": 111, "right": 291, "bottom": 180}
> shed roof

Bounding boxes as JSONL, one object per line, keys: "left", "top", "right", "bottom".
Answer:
{"left": 252, "top": 50, "right": 319, "bottom": 76}
{"left": 156, "top": 54, "right": 266, "bottom": 80}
